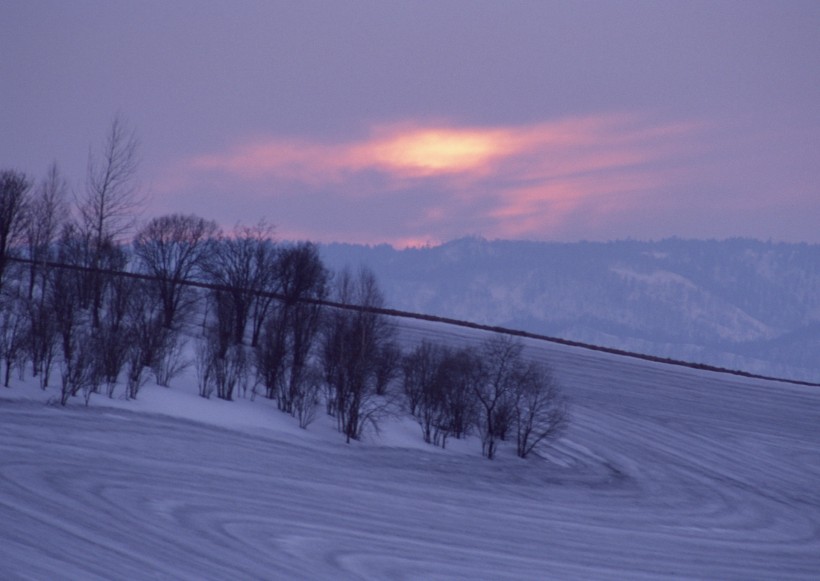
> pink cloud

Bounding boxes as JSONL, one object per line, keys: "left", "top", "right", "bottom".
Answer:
{"left": 164, "top": 114, "right": 701, "bottom": 246}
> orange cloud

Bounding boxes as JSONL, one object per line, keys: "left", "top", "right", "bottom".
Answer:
{"left": 360, "top": 124, "right": 515, "bottom": 177}
{"left": 189, "top": 123, "right": 518, "bottom": 185}
{"left": 170, "top": 114, "right": 700, "bottom": 244}
{"left": 187, "top": 115, "right": 693, "bottom": 185}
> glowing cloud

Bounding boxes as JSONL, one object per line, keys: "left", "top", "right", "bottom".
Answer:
{"left": 364, "top": 126, "right": 513, "bottom": 176}
{"left": 167, "top": 114, "right": 701, "bottom": 245}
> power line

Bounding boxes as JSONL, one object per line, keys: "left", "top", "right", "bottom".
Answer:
{"left": 8, "top": 255, "right": 820, "bottom": 388}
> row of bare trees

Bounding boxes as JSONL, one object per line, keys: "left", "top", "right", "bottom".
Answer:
{"left": 1, "top": 117, "right": 568, "bottom": 457}
{"left": 402, "top": 336, "right": 568, "bottom": 459}
{"left": 2, "top": 153, "right": 396, "bottom": 441}
{"left": 0, "top": 117, "right": 147, "bottom": 405}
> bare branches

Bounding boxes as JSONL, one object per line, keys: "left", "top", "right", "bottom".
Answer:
{"left": 512, "top": 361, "right": 569, "bottom": 459}
{"left": 403, "top": 335, "right": 569, "bottom": 459}
{"left": 25, "top": 162, "right": 67, "bottom": 296}
{"left": 0, "top": 156, "right": 570, "bottom": 453}
{"left": 133, "top": 213, "right": 220, "bottom": 329}
{"left": 75, "top": 116, "right": 143, "bottom": 327}
{"left": 80, "top": 115, "right": 142, "bottom": 244}
{"left": 321, "top": 267, "right": 396, "bottom": 442}
{"left": 204, "top": 221, "right": 277, "bottom": 346}
{"left": 256, "top": 242, "right": 328, "bottom": 417}
{"left": 0, "top": 169, "right": 33, "bottom": 290}
{"left": 474, "top": 335, "right": 522, "bottom": 459}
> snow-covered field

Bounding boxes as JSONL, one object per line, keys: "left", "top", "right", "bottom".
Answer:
{"left": 1, "top": 320, "right": 819, "bottom": 580}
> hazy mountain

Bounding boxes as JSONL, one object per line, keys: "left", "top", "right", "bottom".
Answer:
{"left": 320, "top": 237, "right": 820, "bottom": 382}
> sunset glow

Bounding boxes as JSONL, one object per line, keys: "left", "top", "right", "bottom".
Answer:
{"left": 4, "top": 2, "right": 818, "bottom": 247}
{"left": 369, "top": 128, "right": 510, "bottom": 175}
{"left": 169, "top": 114, "right": 704, "bottom": 245}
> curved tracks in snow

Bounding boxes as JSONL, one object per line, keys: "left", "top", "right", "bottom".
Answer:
{"left": 1, "top": 321, "right": 819, "bottom": 579}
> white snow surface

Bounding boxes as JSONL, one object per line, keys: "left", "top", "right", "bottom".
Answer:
{"left": 1, "top": 319, "right": 819, "bottom": 580}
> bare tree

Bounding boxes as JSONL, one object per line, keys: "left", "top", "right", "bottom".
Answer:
{"left": 64, "top": 325, "right": 100, "bottom": 406}
{"left": 0, "top": 169, "right": 32, "bottom": 292}
{"left": 201, "top": 289, "right": 250, "bottom": 401}
{"left": 80, "top": 115, "right": 141, "bottom": 244}
{"left": 257, "top": 242, "right": 328, "bottom": 414}
{"left": 434, "top": 346, "right": 480, "bottom": 443}
{"left": 21, "top": 165, "right": 67, "bottom": 386}
{"left": 195, "top": 335, "right": 216, "bottom": 399}
{"left": 403, "top": 341, "right": 478, "bottom": 449}
{"left": 151, "top": 334, "right": 190, "bottom": 388}
{"left": 402, "top": 341, "right": 435, "bottom": 417}
{"left": 204, "top": 221, "right": 276, "bottom": 346}
{"left": 133, "top": 213, "right": 219, "bottom": 330}
{"left": 292, "top": 364, "right": 322, "bottom": 429}
{"left": 122, "top": 279, "right": 168, "bottom": 400}
{"left": 24, "top": 163, "right": 67, "bottom": 297}
{"left": 512, "top": 361, "right": 569, "bottom": 459}
{"left": 474, "top": 335, "right": 521, "bottom": 459}
{"left": 25, "top": 287, "right": 58, "bottom": 388}
{"left": 249, "top": 222, "right": 278, "bottom": 342}
{"left": 49, "top": 227, "right": 97, "bottom": 405}
{"left": 208, "top": 336, "right": 248, "bottom": 401}
{"left": 255, "top": 310, "right": 287, "bottom": 401}
{"left": 95, "top": 256, "right": 133, "bottom": 397}
{"left": 374, "top": 341, "right": 401, "bottom": 396}
{"left": 77, "top": 115, "right": 142, "bottom": 326}
{"left": 0, "top": 289, "right": 29, "bottom": 388}
{"left": 402, "top": 340, "right": 444, "bottom": 440}
{"left": 321, "top": 267, "right": 395, "bottom": 443}
{"left": 131, "top": 214, "right": 216, "bottom": 389}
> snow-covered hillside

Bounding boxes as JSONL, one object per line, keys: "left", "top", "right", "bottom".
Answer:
{"left": 1, "top": 320, "right": 818, "bottom": 579}
{"left": 321, "top": 238, "right": 820, "bottom": 382}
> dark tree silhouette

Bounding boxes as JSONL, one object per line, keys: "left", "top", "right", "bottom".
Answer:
{"left": 122, "top": 279, "right": 169, "bottom": 400}
{"left": 433, "top": 346, "right": 480, "bottom": 442}
{"left": 473, "top": 335, "right": 521, "bottom": 459}
{"left": 0, "top": 289, "right": 28, "bottom": 388}
{"left": 0, "top": 169, "right": 32, "bottom": 292}
{"left": 403, "top": 341, "right": 479, "bottom": 448}
{"left": 76, "top": 115, "right": 141, "bottom": 326}
{"left": 511, "top": 360, "right": 568, "bottom": 459}
{"left": 50, "top": 227, "right": 96, "bottom": 405}
{"left": 93, "top": 244, "right": 131, "bottom": 397}
{"left": 204, "top": 222, "right": 277, "bottom": 346}
{"left": 402, "top": 340, "right": 445, "bottom": 441}
{"left": 374, "top": 341, "right": 401, "bottom": 396}
{"left": 257, "top": 242, "right": 328, "bottom": 417}
{"left": 321, "top": 267, "right": 394, "bottom": 442}
{"left": 201, "top": 289, "right": 250, "bottom": 401}
{"left": 24, "top": 163, "right": 66, "bottom": 298}
{"left": 133, "top": 213, "right": 219, "bottom": 330}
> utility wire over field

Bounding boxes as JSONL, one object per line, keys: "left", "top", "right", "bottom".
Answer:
{"left": 8, "top": 254, "right": 819, "bottom": 389}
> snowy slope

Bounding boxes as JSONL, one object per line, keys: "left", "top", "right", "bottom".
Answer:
{"left": 1, "top": 320, "right": 819, "bottom": 579}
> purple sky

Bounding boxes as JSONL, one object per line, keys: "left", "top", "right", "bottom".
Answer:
{"left": 3, "top": 1, "right": 819, "bottom": 247}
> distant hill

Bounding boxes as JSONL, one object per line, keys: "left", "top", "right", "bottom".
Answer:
{"left": 320, "top": 237, "right": 820, "bottom": 382}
